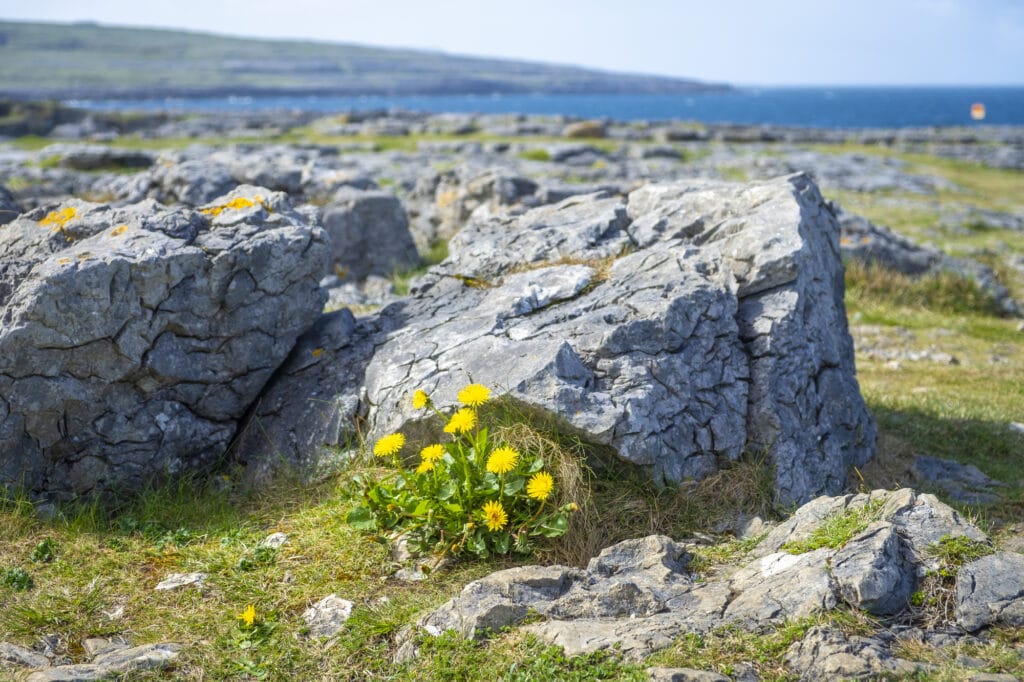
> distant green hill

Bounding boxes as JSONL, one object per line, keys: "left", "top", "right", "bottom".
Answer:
{"left": 0, "top": 21, "right": 724, "bottom": 99}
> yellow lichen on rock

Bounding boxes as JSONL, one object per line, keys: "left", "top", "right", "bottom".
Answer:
{"left": 39, "top": 206, "right": 77, "bottom": 231}
{"left": 110, "top": 224, "right": 129, "bottom": 236}
{"left": 200, "top": 195, "right": 268, "bottom": 217}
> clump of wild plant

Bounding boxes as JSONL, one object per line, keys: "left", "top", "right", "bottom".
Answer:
{"left": 347, "top": 384, "right": 576, "bottom": 559}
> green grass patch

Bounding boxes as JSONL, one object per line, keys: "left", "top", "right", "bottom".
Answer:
{"left": 845, "top": 259, "right": 1007, "bottom": 318}
{"left": 781, "top": 499, "right": 885, "bottom": 554}
{"left": 401, "top": 631, "right": 647, "bottom": 681}
{"left": 647, "top": 611, "right": 875, "bottom": 681}
{"left": 517, "top": 148, "right": 552, "bottom": 162}
{"left": 909, "top": 535, "right": 995, "bottom": 629}
{"left": 392, "top": 238, "right": 450, "bottom": 296}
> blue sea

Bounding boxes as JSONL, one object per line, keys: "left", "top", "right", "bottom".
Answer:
{"left": 69, "top": 87, "right": 1024, "bottom": 129}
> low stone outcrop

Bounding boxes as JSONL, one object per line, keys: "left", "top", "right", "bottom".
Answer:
{"left": 836, "top": 207, "right": 1019, "bottom": 316}
{"left": 22, "top": 643, "right": 181, "bottom": 681}
{"left": 242, "top": 174, "right": 874, "bottom": 505}
{"left": 405, "top": 489, "right": 1008, "bottom": 670}
{"left": 0, "top": 185, "right": 328, "bottom": 498}
{"left": 321, "top": 188, "right": 420, "bottom": 280}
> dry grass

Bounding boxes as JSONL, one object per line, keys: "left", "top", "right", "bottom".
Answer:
{"left": 484, "top": 397, "right": 777, "bottom": 566}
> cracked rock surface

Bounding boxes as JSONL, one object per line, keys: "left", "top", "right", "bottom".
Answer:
{"left": 241, "top": 174, "right": 875, "bottom": 505}
{"left": 405, "top": 489, "right": 1007, "bottom": 665}
{"left": 0, "top": 185, "right": 328, "bottom": 498}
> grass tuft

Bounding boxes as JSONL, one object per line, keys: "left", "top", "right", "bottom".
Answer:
{"left": 845, "top": 259, "right": 1006, "bottom": 317}
{"left": 782, "top": 499, "right": 885, "bottom": 554}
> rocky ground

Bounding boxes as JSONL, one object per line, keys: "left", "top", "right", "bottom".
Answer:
{"left": 1, "top": 107, "right": 1023, "bottom": 680}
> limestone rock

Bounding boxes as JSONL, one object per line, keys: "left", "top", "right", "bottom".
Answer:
{"left": 25, "top": 643, "right": 181, "bottom": 681}
{"left": 321, "top": 188, "right": 419, "bottom": 280}
{"left": 241, "top": 175, "right": 874, "bottom": 505}
{"left": 881, "top": 489, "right": 990, "bottom": 557}
{"left": 0, "top": 183, "right": 20, "bottom": 225}
{"left": 563, "top": 120, "right": 608, "bottom": 139}
{"left": 912, "top": 455, "right": 1007, "bottom": 507}
{"left": 149, "top": 158, "right": 237, "bottom": 204}
{"left": 754, "top": 488, "right": 987, "bottom": 559}
{"left": 831, "top": 522, "right": 915, "bottom": 615}
{"left": 155, "top": 572, "right": 207, "bottom": 591}
{"left": 302, "top": 594, "right": 355, "bottom": 637}
{"left": 0, "top": 186, "right": 328, "bottom": 498}
{"left": 1, "top": 641, "right": 49, "bottom": 670}
{"left": 646, "top": 668, "right": 729, "bottom": 682}
{"left": 784, "top": 626, "right": 923, "bottom": 680}
{"left": 956, "top": 552, "right": 1024, "bottom": 632}
{"left": 260, "top": 532, "right": 288, "bottom": 549}
{"left": 411, "top": 487, "right": 996, "bottom": 662}
{"left": 724, "top": 549, "right": 837, "bottom": 625}
{"left": 39, "top": 144, "right": 155, "bottom": 172}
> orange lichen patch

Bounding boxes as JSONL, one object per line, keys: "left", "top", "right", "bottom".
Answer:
{"left": 200, "top": 195, "right": 269, "bottom": 217}
{"left": 840, "top": 237, "right": 853, "bottom": 246}
{"left": 76, "top": 252, "right": 91, "bottom": 261}
{"left": 57, "top": 257, "right": 72, "bottom": 265}
{"left": 39, "top": 206, "right": 77, "bottom": 231}
{"left": 333, "top": 264, "right": 348, "bottom": 279}
{"left": 110, "top": 224, "right": 129, "bottom": 236}
{"left": 311, "top": 348, "right": 324, "bottom": 358}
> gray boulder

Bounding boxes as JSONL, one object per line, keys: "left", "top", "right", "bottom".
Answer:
{"left": 321, "top": 188, "right": 420, "bottom": 280}
{"left": 0, "top": 186, "right": 328, "bottom": 498}
{"left": 956, "top": 552, "right": 1024, "bottom": 632}
{"left": 240, "top": 174, "right": 874, "bottom": 505}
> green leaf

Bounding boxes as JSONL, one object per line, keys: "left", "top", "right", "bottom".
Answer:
{"left": 346, "top": 506, "right": 377, "bottom": 531}
{"left": 503, "top": 477, "right": 525, "bottom": 496}
{"left": 438, "top": 480, "right": 457, "bottom": 501}
{"left": 538, "top": 514, "right": 569, "bottom": 538}
{"left": 527, "top": 457, "right": 545, "bottom": 473}
{"left": 443, "top": 503, "right": 463, "bottom": 514}
{"left": 492, "top": 532, "right": 510, "bottom": 555}
{"left": 467, "top": 531, "right": 488, "bottom": 557}
{"left": 411, "top": 499, "right": 433, "bottom": 517}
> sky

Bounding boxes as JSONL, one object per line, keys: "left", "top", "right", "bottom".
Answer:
{"left": 1, "top": 0, "right": 1022, "bottom": 86}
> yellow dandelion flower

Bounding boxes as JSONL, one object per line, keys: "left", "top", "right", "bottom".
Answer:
{"left": 443, "top": 408, "right": 477, "bottom": 434}
{"left": 373, "top": 433, "right": 405, "bottom": 457}
{"left": 458, "top": 383, "right": 491, "bottom": 407}
{"left": 526, "top": 471, "right": 555, "bottom": 501}
{"left": 481, "top": 500, "right": 508, "bottom": 532}
{"left": 486, "top": 446, "right": 519, "bottom": 475}
{"left": 416, "top": 459, "right": 435, "bottom": 474}
{"left": 412, "top": 389, "right": 430, "bottom": 409}
{"left": 237, "top": 604, "right": 257, "bottom": 627}
{"left": 420, "top": 444, "right": 444, "bottom": 463}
